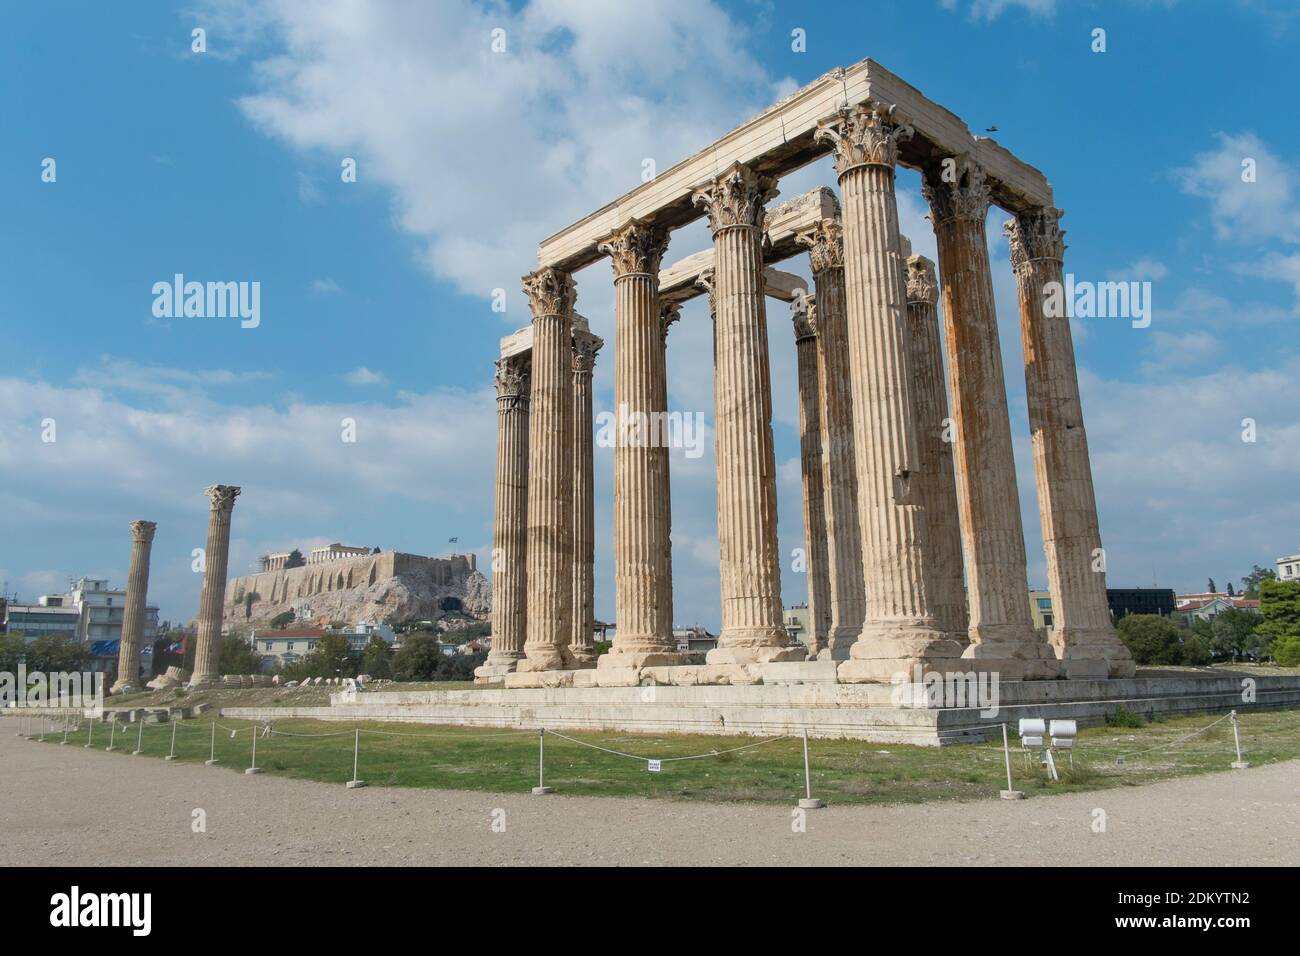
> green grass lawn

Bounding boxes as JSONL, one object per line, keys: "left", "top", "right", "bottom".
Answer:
{"left": 18, "top": 706, "right": 1300, "bottom": 805}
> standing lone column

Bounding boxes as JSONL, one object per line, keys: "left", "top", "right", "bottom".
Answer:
{"left": 190, "top": 485, "right": 239, "bottom": 688}
{"left": 570, "top": 329, "right": 602, "bottom": 667}
{"left": 1006, "top": 207, "right": 1134, "bottom": 678}
{"left": 596, "top": 220, "right": 681, "bottom": 670}
{"left": 923, "top": 156, "right": 1058, "bottom": 679}
{"left": 520, "top": 267, "right": 578, "bottom": 672}
{"left": 797, "top": 217, "right": 866, "bottom": 660}
{"left": 793, "top": 296, "right": 831, "bottom": 657}
{"left": 476, "top": 354, "right": 531, "bottom": 684}
{"left": 905, "top": 254, "right": 969, "bottom": 641}
{"left": 815, "top": 104, "right": 963, "bottom": 681}
{"left": 112, "top": 519, "right": 156, "bottom": 694}
{"left": 693, "top": 163, "right": 804, "bottom": 664}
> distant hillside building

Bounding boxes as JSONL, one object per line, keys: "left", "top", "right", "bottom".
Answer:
{"left": 67, "top": 577, "right": 159, "bottom": 645}
{"left": 673, "top": 626, "right": 718, "bottom": 653}
{"left": 308, "top": 544, "right": 373, "bottom": 565}
{"left": 1177, "top": 593, "right": 1260, "bottom": 623}
{"left": 1028, "top": 589, "right": 1053, "bottom": 632}
{"left": 2, "top": 581, "right": 158, "bottom": 651}
{"left": 3, "top": 596, "right": 81, "bottom": 641}
{"left": 1108, "top": 588, "right": 1176, "bottom": 621}
{"left": 250, "top": 627, "right": 327, "bottom": 671}
{"left": 1277, "top": 549, "right": 1300, "bottom": 583}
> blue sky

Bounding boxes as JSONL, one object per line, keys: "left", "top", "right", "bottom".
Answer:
{"left": 2, "top": 0, "right": 1298, "bottom": 630}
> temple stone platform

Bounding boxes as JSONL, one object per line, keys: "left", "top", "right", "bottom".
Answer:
{"left": 221, "top": 670, "right": 1300, "bottom": 747}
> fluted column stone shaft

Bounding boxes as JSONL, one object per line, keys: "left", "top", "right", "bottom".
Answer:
{"left": 905, "top": 255, "right": 969, "bottom": 640}
{"left": 1007, "top": 207, "right": 1134, "bottom": 678}
{"left": 793, "top": 297, "right": 831, "bottom": 656}
{"left": 693, "top": 164, "right": 804, "bottom": 664}
{"left": 816, "top": 105, "right": 963, "bottom": 681}
{"left": 570, "top": 331, "right": 602, "bottom": 666}
{"left": 190, "top": 485, "right": 239, "bottom": 687}
{"left": 520, "top": 267, "right": 578, "bottom": 672}
{"left": 477, "top": 355, "right": 531, "bottom": 682}
{"left": 923, "top": 157, "right": 1057, "bottom": 679}
{"left": 658, "top": 302, "right": 681, "bottom": 641}
{"left": 595, "top": 221, "right": 682, "bottom": 668}
{"left": 798, "top": 219, "right": 866, "bottom": 660}
{"left": 112, "top": 520, "right": 156, "bottom": 693}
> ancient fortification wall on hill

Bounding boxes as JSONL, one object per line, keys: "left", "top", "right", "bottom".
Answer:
{"left": 223, "top": 551, "right": 490, "bottom": 628}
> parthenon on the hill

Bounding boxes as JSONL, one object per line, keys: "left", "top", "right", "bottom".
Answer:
{"left": 476, "top": 57, "right": 1134, "bottom": 688}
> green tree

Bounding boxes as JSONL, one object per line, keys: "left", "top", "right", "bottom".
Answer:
{"left": 443, "top": 650, "right": 487, "bottom": 681}
{"left": 1117, "top": 614, "right": 1184, "bottom": 665}
{"left": 392, "top": 633, "right": 443, "bottom": 681}
{"left": 1273, "top": 636, "right": 1300, "bottom": 667}
{"left": 1207, "top": 577, "right": 1216, "bottom": 594}
{"left": 0, "top": 632, "right": 26, "bottom": 672}
{"left": 219, "top": 635, "right": 264, "bottom": 676}
{"left": 269, "top": 610, "right": 296, "bottom": 629}
{"left": 297, "top": 632, "right": 356, "bottom": 679}
{"left": 1242, "top": 565, "right": 1277, "bottom": 598}
{"left": 285, "top": 549, "right": 305, "bottom": 569}
{"left": 25, "top": 634, "right": 89, "bottom": 672}
{"left": 1181, "top": 631, "right": 1212, "bottom": 666}
{"left": 361, "top": 635, "right": 394, "bottom": 679}
{"left": 1210, "top": 608, "right": 1261, "bottom": 662}
{"left": 1257, "top": 579, "right": 1300, "bottom": 649}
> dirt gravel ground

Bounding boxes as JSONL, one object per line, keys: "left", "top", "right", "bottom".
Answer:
{"left": 1, "top": 731, "right": 1295, "bottom": 866}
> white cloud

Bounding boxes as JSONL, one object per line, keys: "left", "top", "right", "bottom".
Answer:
{"left": 1232, "top": 251, "right": 1300, "bottom": 312}
{"left": 940, "top": 0, "right": 1057, "bottom": 20}
{"left": 69, "top": 356, "right": 272, "bottom": 405}
{"left": 1175, "top": 131, "right": 1299, "bottom": 245}
{"left": 1140, "top": 329, "right": 1220, "bottom": 375}
{"left": 204, "top": 0, "right": 782, "bottom": 314}
{"left": 311, "top": 277, "right": 342, "bottom": 295}
{"left": 1108, "top": 257, "right": 1169, "bottom": 282}
{"left": 1081, "top": 356, "right": 1300, "bottom": 591}
{"left": 343, "top": 366, "right": 387, "bottom": 386}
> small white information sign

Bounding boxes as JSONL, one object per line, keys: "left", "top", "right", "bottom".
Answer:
{"left": 647, "top": 759, "right": 662, "bottom": 773}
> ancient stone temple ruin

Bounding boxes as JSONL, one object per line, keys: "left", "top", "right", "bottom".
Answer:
{"left": 477, "top": 57, "right": 1134, "bottom": 688}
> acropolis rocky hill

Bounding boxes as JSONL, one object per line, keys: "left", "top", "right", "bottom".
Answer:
{"left": 222, "top": 550, "right": 490, "bottom": 629}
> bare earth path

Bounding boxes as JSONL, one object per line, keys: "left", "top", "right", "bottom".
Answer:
{"left": 1, "top": 731, "right": 1295, "bottom": 866}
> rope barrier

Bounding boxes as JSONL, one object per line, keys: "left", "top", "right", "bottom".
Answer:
{"left": 359, "top": 727, "right": 538, "bottom": 739}
{"left": 542, "top": 729, "right": 792, "bottom": 763}
{"left": 21, "top": 703, "right": 1274, "bottom": 804}
{"left": 1109, "top": 712, "right": 1233, "bottom": 760}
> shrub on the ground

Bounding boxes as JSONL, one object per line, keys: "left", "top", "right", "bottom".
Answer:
{"left": 1105, "top": 706, "right": 1146, "bottom": 728}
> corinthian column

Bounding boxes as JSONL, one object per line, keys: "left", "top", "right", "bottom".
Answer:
{"left": 476, "top": 354, "right": 531, "bottom": 684}
{"left": 905, "top": 255, "right": 969, "bottom": 640}
{"left": 793, "top": 296, "right": 831, "bottom": 656}
{"left": 797, "top": 218, "right": 865, "bottom": 660}
{"left": 815, "top": 104, "right": 963, "bottom": 681}
{"left": 520, "top": 267, "right": 578, "bottom": 672}
{"left": 1006, "top": 207, "right": 1134, "bottom": 678}
{"left": 922, "top": 156, "right": 1058, "bottom": 679}
{"left": 190, "top": 485, "right": 239, "bottom": 687}
{"left": 570, "top": 330, "right": 602, "bottom": 667}
{"left": 112, "top": 519, "right": 156, "bottom": 694}
{"left": 693, "top": 163, "right": 804, "bottom": 664}
{"left": 596, "top": 220, "right": 681, "bottom": 669}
